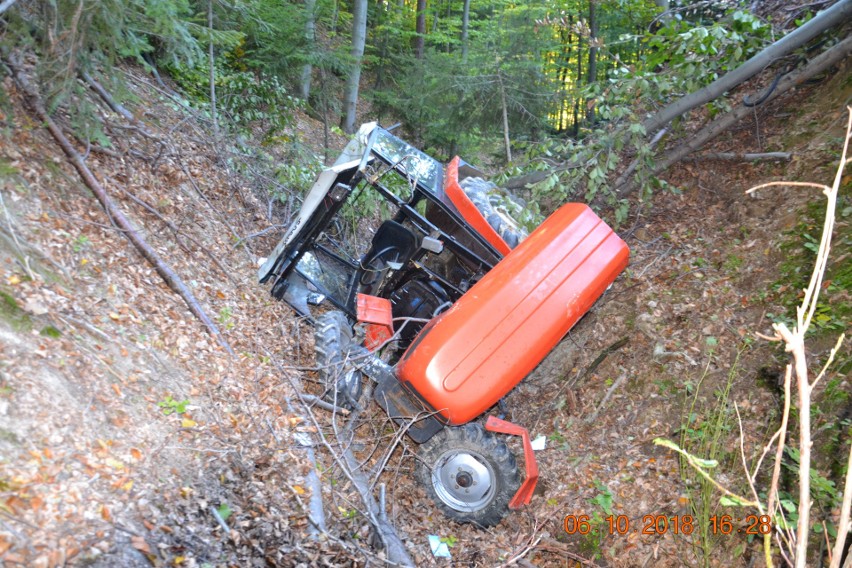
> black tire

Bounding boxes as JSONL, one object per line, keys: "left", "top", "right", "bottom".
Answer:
{"left": 314, "top": 311, "right": 363, "bottom": 410}
{"left": 459, "top": 177, "right": 528, "bottom": 250}
{"left": 416, "top": 423, "right": 520, "bottom": 527}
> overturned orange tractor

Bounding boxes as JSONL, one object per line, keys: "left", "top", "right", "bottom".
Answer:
{"left": 259, "top": 123, "right": 629, "bottom": 526}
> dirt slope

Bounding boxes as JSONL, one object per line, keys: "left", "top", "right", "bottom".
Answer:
{"left": 0, "top": 57, "right": 849, "bottom": 568}
{"left": 0, "top": 66, "right": 345, "bottom": 566}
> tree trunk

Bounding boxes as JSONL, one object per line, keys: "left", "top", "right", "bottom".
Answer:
{"left": 461, "top": 0, "right": 470, "bottom": 63}
{"left": 415, "top": 0, "right": 426, "bottom": 60}
{"left": 499, "top": 71, "right": 512, "bottom": 162}
{"left": 342, "top": 0, "right": 368, "bottom": 134}
{"left": 586, "top": 0, "right": 598, "bottom": 124}
{"left": 573, "top": 29, "right": 583, "bottom": 138}
{"left": 5, "top": 52, "right": 234, "bottom": 356}
{"left": 653, "top": 0, "right": 670, "bottom": 28}
{"left": 695, "top": 151, "right": 791, "bottom": 161}
{"left": 558, "top": 36, "right": 568, "bottom": 132}
{"left": 374, "top": 0, "right": 388, "bottom": 89}
{"left": 560, "top": 20, "right": 573, "bottom": 132}
{"left": 208, "top": 0, "right": 218, "bottom": 135}
{"left": 300, "top": 0, "right": 317, "bottom": 101}
{"left": 641, "top": 0, "right": 852, "bottom": 135}
{"left": 619, "top": 34, "right": 852, "bottom": 196}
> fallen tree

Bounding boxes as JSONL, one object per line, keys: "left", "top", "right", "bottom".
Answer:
{"left": 640, "top": 0, "right": 852, "bottom": 136}
{"left": 504, "top": 0, "right": 852, "bottom": 193}
{"left": 4, "top": 50, "right": 235, "bottom": 356}
{"left": 616, "top": 34, "right": 852, "bottom": 196}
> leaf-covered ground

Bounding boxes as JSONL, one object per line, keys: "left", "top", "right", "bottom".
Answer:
{"left": 0, "top": 60, "right": 849, "bottom": 568}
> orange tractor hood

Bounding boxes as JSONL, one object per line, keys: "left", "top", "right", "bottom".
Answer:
{"left": 396, "top": 203, "right": 629, "bottom": 425}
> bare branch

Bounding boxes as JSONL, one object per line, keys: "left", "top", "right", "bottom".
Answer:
{"left": 811, "top": 334, "right": 846, "bottom": 391}
{"left": 829, "top": 441, "right": 852, "bottom": 568}
{"left": 696, "top": 152, "right": 792, "bottom": 162}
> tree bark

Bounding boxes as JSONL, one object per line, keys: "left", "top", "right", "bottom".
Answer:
{"left": 618, "top": 34, "right": 852, "bottom": 196}
{"left": 6, "top": 52, "right": 234, "bottom": 356}
{"left": 695, "top": 151, "right": 791, "bottom": 161}
{"left": 461, "top": 0, "right": 471, "bottom": 63}
{"left": 499, "top": 71, "right": 512, "bottom": 162}
{"left": 208, "top": 0, "right": 218, "bottom": 135}
{"left": 415, "top": 0, "right": 427, "bottom": 60}
{"left": 342, "top": 0, "right": 368, "bottom": 133}
{"left": 641, "top": 0, "right": 852, "bottom": 135}
{"left": 300, "top": 0, "right": 317, "bottom": 101}
{"left": 573, "top": 27, "right": 584, "bottom": 137}
{"left": 586, "top": 0, "right": 598, "bottom": 124}
{"left": 830, "top": 441, "right": 852, "bottom": 568}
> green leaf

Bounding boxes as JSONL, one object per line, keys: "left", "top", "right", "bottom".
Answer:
{"left": 692, "top": 456, "right": 719, "bottom": 469}
{"left": 217, "top": 503, "right": 232, "bottom": 522}
{"left": 720, "top": 495, "right": 749, "bottom": 507}
{"left": 653, "top": 438, "right": 681, "bottom": 452}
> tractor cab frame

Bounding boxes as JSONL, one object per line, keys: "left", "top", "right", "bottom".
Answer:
{"left": 259, "top": 123, "right": 629, "bottom": 527}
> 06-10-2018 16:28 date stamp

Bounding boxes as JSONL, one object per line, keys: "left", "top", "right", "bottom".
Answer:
{"left": 564, "top": 514, "right": 773, "bottom": 537}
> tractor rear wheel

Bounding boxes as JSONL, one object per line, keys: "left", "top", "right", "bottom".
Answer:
{"left": 416, "top": 423, "right": 520, "bottom": 527}
{"left": 314, "top": 311, "right": 363, "bottom": 410}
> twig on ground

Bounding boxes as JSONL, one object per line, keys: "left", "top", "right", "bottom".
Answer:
{"left": 533, "top": 336, "right": 629, "bottom": 432}
{"left": 299, "top": 394, "right": 350, "bottom": 416}
{"left": 695, "top": 151, "right": 792, "bottom": 161}
{"left": 233, "top": 225, "right": 285, "bottom": 248}
{"left": 0, "top": 192, "right": 36, "bottom": 281}
{"left": 586, "top": 371, "right": 628, "bottom": 423}
{"left": 537, "top": 538, "right": 603, "bottom": 567}
{"left": 210, "top": 505, "right": 231, "bottom": 533}
{"left": 117, "top": 185, "right": 237, "bottom": 284}
{"left": 4, "top": 50, "right": 234, "bottom": 356}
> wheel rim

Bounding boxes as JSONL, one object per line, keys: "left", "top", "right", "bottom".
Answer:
{"left": 431, "top": 449, "right": 495, "bottom": 512}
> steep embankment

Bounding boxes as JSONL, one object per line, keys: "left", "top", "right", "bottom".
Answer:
{"left": 0, "top": 64, "right": 351, "bottom": 566}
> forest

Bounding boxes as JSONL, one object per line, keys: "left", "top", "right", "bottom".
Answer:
{"left": 0, "top": 0, "right": 850, "bottom": 566}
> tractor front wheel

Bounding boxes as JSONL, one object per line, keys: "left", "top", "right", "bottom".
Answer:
{"left": 314, "top": 311, "right": 363, "bottom": 410}
{"left": 416, "top": 423, "right": 520, "bottom": 527}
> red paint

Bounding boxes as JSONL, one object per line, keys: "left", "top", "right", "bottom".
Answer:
{"left": 444, "top": 156, "right": 512, "bottom": 256}
{"left": 357, "top": 293, "right": 394, "bottom": 351}
{"left": 396, "top": 204, "right": 629, "bottom": 424}
{"left": 485, "top": 416, "right": 538, "bottom": 509}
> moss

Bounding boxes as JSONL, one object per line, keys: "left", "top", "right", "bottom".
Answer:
{"left": 0, "top": 428, "right": 20, "bottom": 445}
{"left": 0, "top": 289, "right": 31, "bottom": 331}
{"left": 40, "top": 325, "right": 62, "bottom": 338}
{"left": 0, "top": 159, "right": 19, "bottom": 177}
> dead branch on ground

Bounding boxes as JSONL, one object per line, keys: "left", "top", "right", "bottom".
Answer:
{"left": 695, "top": 151, "right": 792, "bottom": 162}
{"left": 0, "top": 0, "right": 17, "bottom": 16}
{"left": 117, "top": 185, "right": 237, "bottom": 285}
{"left": 266, "top": 343, "right": 415, "bottom": 566}
{"left": 85, "top": 68, "right": 259, "bottom": 262}
{"left": 4, "top": 50, "right": 235, "bottom": 356}
{"left": 617, "top": 34, "right": 852, "bottom": 197}
{"left": 532, "top": 336, "right": 629, "bottom": 432}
